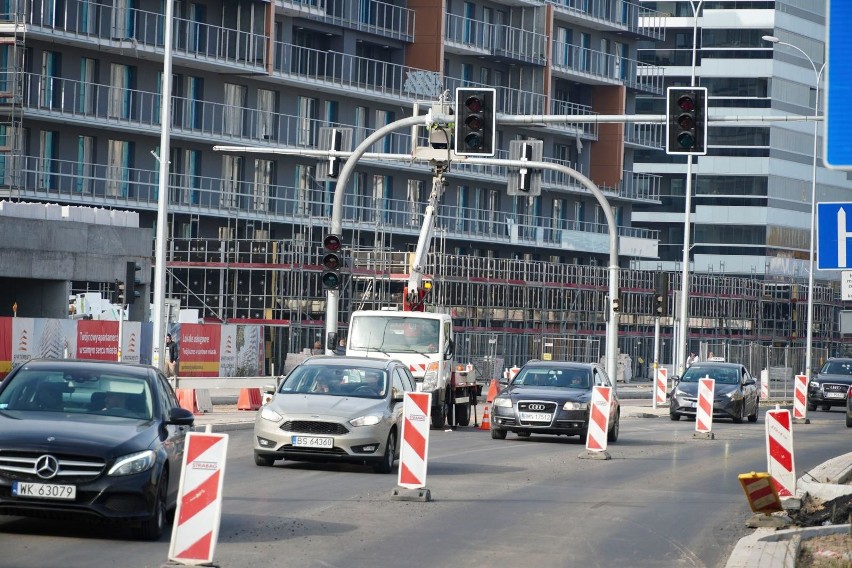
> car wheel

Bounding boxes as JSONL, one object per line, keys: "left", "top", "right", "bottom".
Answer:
{"left": 847, "top": 414, "right": 852, "bottom": 428}
{"left": 373, "top": 429, "right": 396, "bottom": 474}
{"left": 455, "top": 403, "right": 471, "bottom": 427}
{"left": 491, "top": 427, "right": 507, "bottom": 440}
{"left": 748, "top": 399, "right": 759, "bottom": 423}
{"left": 516, "top": 432, "right": 530, "bottom": 438}
{"left": 255, "top": 452, "right": 275, "bottom": 467}
{"left": 807, "top": 401, "right": 817, "bottom": 412}
{"left": 822, "top": 404, "right": 831, "bottom": 412}
{"left": 733, "top": 402, "right": 744, "bottom": 424}
{"left": 134, "top": 470, "right": 167, "bottom": 541}
{"left": 607, "top": 412, "right": 620, "bottom": 443}
{"left": 669, "top": 412, "right": 681, "bottom": 421}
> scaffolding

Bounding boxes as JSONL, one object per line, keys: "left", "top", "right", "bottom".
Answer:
{"left": 0, "top": 3, "right": 24, "bottom": 194}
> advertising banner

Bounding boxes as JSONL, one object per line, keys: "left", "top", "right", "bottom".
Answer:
{"left": 0, "top": 318, "right": 11, "bottom": 376}
{"left": 179, "top": 324, "right": 221, "bottom": 377}
{"left": 77, "top": 320, "right": 120, "bottom": 360}
{"left": 12, "top": 317, "right": 35, "bottom": 368}
{"left": 121, "top": 321, "right": 142, "bottom": 363}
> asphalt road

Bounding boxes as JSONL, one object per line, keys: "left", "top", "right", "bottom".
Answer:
{"left": 0, "top": 406, "right": 848, "bottom": 568}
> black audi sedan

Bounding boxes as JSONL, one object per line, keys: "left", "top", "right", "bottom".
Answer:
{"left": 669, "top": 361, "right": 759, "bottom": 423}
{"left": 490, "top": 361, "right": 620, "bottom": 442}
{"left": 807, "top": 358, "right": 852, "bottom": 412}
{"left": 0, "top": 359, "right": 195, "bottom": 540}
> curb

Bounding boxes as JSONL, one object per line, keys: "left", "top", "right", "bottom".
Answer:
{"left": 725, "top": 524, "right": 851, "bottom": 568}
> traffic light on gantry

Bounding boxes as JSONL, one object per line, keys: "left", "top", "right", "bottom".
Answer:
{"left": 454, "top": 87, "right": 496, "bottom": 156}
{"left": 321, "top": 234, "right": 343, "bottom": 290}
{"left": 666, "top": 87, "right": 707, "bottom": 156}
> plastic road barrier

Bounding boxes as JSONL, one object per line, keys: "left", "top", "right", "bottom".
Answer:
{"left": 738, "top": 471, "right": 783, "bottom": 514}
{"left": 765, "top": 408, "right": 796, "bottom": 497}
{"left": 167, "top": 432, "right": 229, "bottom": 566}
{"left": 398, "top": 392, "right": 432, "bottom": 490}
{"left": 695, "top": 377, "right": 715, "bottom": 435}
{"left": 584, "top": 386, "right": 612, "bottom": 452}
{"left": 760, "top": 369, "right": 769, "bottom": 400}
{"left": 793, "top": 374, "right": 808, "bottom": 421}
{"left": 654, "top": 367, "right": 668, "bottom": 406}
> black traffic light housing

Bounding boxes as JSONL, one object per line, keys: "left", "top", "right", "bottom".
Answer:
{"left": 454, "top": 87, "right": 496, "bottom": 156}
{"left": 666, "top": 86, "right": 708, "bottom": 156}
{"left": 654, "top": 273, "right": 669, "bottom": 317}
{"left": 125, "top": 261, "right": 141, "bottom": 304}
{"left": 321, "top": 234, "right": 343, "bottom": 290}
{"left": 112, "top": 279, "right": 125, "bottom": 305}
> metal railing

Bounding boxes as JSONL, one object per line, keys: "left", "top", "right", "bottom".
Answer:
{"left": 276, "top": 0, "right": 415, "bottom": 42}
{"left": 551, "top": 42, "right": 663, "bottom": 94}
{"left": 445, "top": 13, "right": 547, "bottom": 65}
{"left": 444, "top": 76, "right": 546, "bottom": 116}
{"left": 547, "top": 0, "right": 665, "bottom": 41}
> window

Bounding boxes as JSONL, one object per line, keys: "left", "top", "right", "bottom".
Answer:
{"left": 186, "top": 76, "right": 203, "bottom": 129}
{"left": 256, "top": 89, "right": 276, "bottom": 140}
{"left": 253, "top": 159, "right": 273, "bottom": 211}
{"left": 374, "top": 175, "right": 391, "bottom": 222}
{"left": 295, "top": 163, "right": 314, "bottom": 217}
{"left": 111, "top": 0, "right": 134, "bottom": 39}
{"left": 106, "top": 139, "right": 133, "bottom": 197}
{"left": 298, "top": 96, "right": 318, "bottom": 146}
{"left": 354, "top": 105, "right": 368, "bottom": 144}
{"left": 221, "top": 154, "right": 244, "bottom": 209}
{"left": 79, "top": 57, "right": 96, "bottom": 114}
{"left": 456, "top": 185, "right": 468, "bottom": 231}
{"left": 75, "top": 135, "right": 94, "bottom": 194}
{"left": 375, "top": 109, "right": 394, "bottom": 152}
{"left": 223, "top": 83, "right": 246, "bottom": 137}
{"left": 184, "top": 149, "right": 201, "bottom": 205}
{"left": 40, "top": 51, "right": 60, "bottom": 109}
{"left": 38, "top": 130, "right": 59, "bottom": 190}
{"left": 406, "top": 179, "right": 422, "bottom": 227}
{"left": 108, "top": 63, "right": 134, "bottom": 120}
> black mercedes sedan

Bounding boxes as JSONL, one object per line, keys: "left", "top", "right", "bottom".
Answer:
{"left": 490, "top": 361, "right": 620, "bottom": 442}
{"left": 669, "top": 361, "right": 759, "bottom": 423}
{"left": 0, "top": 359, "right": 195, "bottom": 540}
{"left": 808, "top": 358, "right": 852, "bottom": 412}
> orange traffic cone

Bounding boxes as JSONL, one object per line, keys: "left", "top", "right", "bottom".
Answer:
{"left": 237, "top": 388, "right": 262, "bottom": 411}
{"left": 486, "top": 379, "right": 499, "bottom": 403}
{"left": 480, "top": 404, "right": 491, "bottom": 430}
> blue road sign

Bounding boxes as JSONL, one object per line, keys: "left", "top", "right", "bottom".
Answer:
{"left": 826, "top": 1, "right": 852, "bottom": 169}
{"left": 817, "top": 202, "right": 852, "bottom": 269}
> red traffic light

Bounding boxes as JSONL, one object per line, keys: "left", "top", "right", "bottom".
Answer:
{"left": 677, "top": 95, "right": 695, "bottom": 112}
{"left": 323, "top": 234, "right": 341, "bottom": 252}
{"left": 322, "top": 253, "right": 341, "bottom": 270}
{"left": 465, "top": 96, "right": 483, "bottom": 112}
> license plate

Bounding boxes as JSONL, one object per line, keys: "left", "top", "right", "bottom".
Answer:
{"left": 825, "top": 392, "right": 846, "bottom": 399}
{"left": 292, "top": 435, "right": 333, "bottom": 448}
{"left": 12, "top": 481, "right": 76, "bottom": 500}
{"left": 519, "top": 411, "right": 551, "bottom": 422}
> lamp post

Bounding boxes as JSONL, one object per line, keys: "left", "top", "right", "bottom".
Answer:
{"left": 762, "top": 35, "right": 825, "bottom": 383}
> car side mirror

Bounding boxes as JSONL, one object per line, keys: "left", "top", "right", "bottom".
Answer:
{"left": 392, "top": 387, "right": 405, "bottom": 402}
{"left": 263, "top": 384, "right": 277, "bottom": 395}
{"left": 743, "top": 378, "right": 756, "bottom": 386}
{"left": 326, "top": 332, "right": 339, "bottom": 351}
{"left": 445, "top": 338, "right": 455, "bottom": 360}
{"left": 168, "top": 406, "right": 195, "bottom": 426}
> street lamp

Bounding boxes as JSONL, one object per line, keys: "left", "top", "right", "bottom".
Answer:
{"left": 762, "top": 35, "right": 825, "bottom": 384}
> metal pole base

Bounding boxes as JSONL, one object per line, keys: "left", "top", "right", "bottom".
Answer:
{"left": 692, "top": 431, "right": 715, "bottom": 440}
{"left": 793, "top": 418, "right": 811, "bottom": 425}
{"left": 578, "top": 450, "right": 611, "bottom": 460}
{"left": 744, "top": 513, "right": 791, "bottom": 529}
{"left": 391, "top": 487, "right": 432, "bottom": 502}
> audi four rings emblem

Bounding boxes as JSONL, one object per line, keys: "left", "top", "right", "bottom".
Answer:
{"left": 528, "top": 403, "right": 546, "bottom": 411}
{"left": 35, "top": 455, "right": 59, "bottom": 479}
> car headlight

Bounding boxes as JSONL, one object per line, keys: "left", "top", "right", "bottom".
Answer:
{"left": 493, "top": 397, "right": 512, "bottom": 408}
{"left": 674, "top": 387, "right": 687, "bottom": 396}
{"left": 562, "top": 401, "right": 588, "bottom": 411}
{"left": 108, "top": 450, "right": 156, "bottom": 476}
{"left": 421, "top": 362, "right": 440, "bottom": 392}
{"left": 724, "top": 390, "right": 739, "bottom": 399}
{"left": 350, "top": 414, "right": 382, "bottom": 427}
{"left": 809, "top": 381, "right": 820, "bottom": 389}
{"left": 260, "top": 406, "right": 283, "bottom": 422}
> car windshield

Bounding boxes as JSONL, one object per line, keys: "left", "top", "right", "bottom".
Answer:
{"left": 512, "top": 368, "right": 591, "bottom": 389}
{"left": 280, "top": 365, "right": 388, "bottom": 399}
{"left": 680, "top": 365, "right": 740, "bottom": 385}
{"left": 0, "top": 368, "right": 153, "bottom": 420}
{"left": 820, "top": 361, "right": 852, "bottom": 375}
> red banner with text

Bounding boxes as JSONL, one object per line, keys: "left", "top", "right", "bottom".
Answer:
{"left": 178, "top": 323, "right": 221, "bottom": 377}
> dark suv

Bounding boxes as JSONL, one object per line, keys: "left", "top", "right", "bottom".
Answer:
{"left": 808, "top": 358, "right": 852, "bottom": 412}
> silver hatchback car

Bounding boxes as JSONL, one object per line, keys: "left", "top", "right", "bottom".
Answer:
{"left": 253, "top": 356, "right": 416, "bottom": 473}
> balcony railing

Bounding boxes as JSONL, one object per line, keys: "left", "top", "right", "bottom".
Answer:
{"left": 445, "top": 13, "right": 547, "bottom": 65}
{"left": 444, "top": 76, "right": 545, "bottom": 116}
{"left": 547, "top": 0, "right": 665, "bottom": 41}
{"left": 276, "top": 0, "right": 415, "bottom": 42}
{"left": 548, "top": 100, "right": 599, "bottom": 138}
{"left": 11, "top": 155, "right": 658, "bottom": 249}
{"left": 625, "top": 122, "right": 663, "bottom": 150}
{"left": 18, "top": 0, "right": 268, "bottom": 71}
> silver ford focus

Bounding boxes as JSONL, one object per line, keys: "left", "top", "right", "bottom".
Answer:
{"left": 253, "top": 356, "right": 415, "bottom": 473}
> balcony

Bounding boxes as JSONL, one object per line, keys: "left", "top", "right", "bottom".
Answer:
{"left": 444, "top": 76, "right": 545, "bottom": 116}
{"left": 444, "top": 13, "right": 547, "bottom": 65}
{"left": 16, "top": 0, "right": 268, "bottom": 75}
{"left": 16, "top": 71, "right": 415, "bottom": 155}
{"left": 547, "top": 0, "right": 665, "bottom": 41}
{"left": 624, "top": 122, "right": 663, "bottom": 151}
{"left": 541, "top": 164, "right": 661, "bottom": 203}
{"left": 551, "top": 42, "right": 662, "bottom": 93}
{"left": 9, "top": 154, "right": 657, "bottom": 257}
{"left": 275, "top": 0, "right": 415, "bottom": 43}
{"left": 548, "top": 99, "right": 599, "bottom": 139}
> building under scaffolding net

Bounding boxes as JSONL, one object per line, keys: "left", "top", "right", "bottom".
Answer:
{"left": 158, "top": 214, "right": 849, "bottom": 380}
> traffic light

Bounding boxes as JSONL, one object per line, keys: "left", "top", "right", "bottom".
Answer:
{"left": 610, "top": 296, "right": 620, "bottom": 313}
{"left": 125, "top": 261, "right": 141, "bottom": 304}
{"left": 112, "top": 279, "right": 126, "bottom": 305}
{"left": 666, "top": 86, "right": 708, "bottom": 155}
{"left": 321, "top": 234, "right": 343, "bottom": 290}
{"left": 454, "top": 87, "right": 496, "bottom": 156}
{"left": 654, "top": 273, "right": 669, "bottom": 317}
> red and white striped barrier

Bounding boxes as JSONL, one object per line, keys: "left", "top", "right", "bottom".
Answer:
{"left": 167, "top": 432, "right": 229, "bottom": 565}
{"left": 584, "top": 386, "right": 613, "bottom": 453}
{"left": 765, "top": 408, "right": 796, "bottom": 497}
{"left": 509, "top": 366, "right": 520, "bottom": 380}
{"left": 760, "top": 369, "right": 769, "bottom": 400}
{"left": 695, "top": 377, "right": 715, "bottom": 435}
{"left": 792, "top": 374, "right": 808, "bottom": 421}
{"left": 654, "top": 367, "right": 668, "bottom": 406}
{"left": 398, "top": 392, "right": 432, "bottom": 490}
